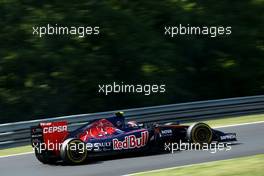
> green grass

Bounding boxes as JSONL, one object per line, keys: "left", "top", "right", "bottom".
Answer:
{"left": 183, "top": 114, "right": 264, "bottom": 127}
{"left": 0, "top": 113, "right": 263, "bottom": 157}
{"left": 0, "top": 145, "right": 32, "bottom": 156}
{"left": 132, "top": 154, "right": 264, "bottom": 176}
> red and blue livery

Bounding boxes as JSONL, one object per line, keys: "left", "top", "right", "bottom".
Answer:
{"left": 31, "top": 112, "right": 237, "bottom": 164}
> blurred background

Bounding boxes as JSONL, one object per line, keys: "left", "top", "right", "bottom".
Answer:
{"left": 0, "top": 0, "right": 263, "bottom": 123}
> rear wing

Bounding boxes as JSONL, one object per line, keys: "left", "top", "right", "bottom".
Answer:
{"left": 31, "top": 121, "right": 69, "bottom": 153}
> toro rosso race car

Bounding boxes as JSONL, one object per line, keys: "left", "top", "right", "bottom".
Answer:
{"left": 31, "top": 112, "right": 237, "bottom": 164}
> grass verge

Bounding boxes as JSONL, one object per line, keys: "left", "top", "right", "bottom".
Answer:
{"left": 183, "top": 113, "right": 264, "bottom": 127}
{"left": 0, "top": 145, "right": 32, "bottom": 156}
{"left": 132, "top": 154, "right": 264, "bottom": 176}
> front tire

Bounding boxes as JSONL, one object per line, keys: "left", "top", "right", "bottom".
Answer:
{"left": 187, "top": 122, "right": 213, "bottom": 144}
{"left": 60, "top": 138, "right": 87, "bottom": 164}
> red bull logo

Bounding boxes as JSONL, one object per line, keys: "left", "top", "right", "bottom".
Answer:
{"left": 113, "top": 131, "right": 149, "bottom": 150}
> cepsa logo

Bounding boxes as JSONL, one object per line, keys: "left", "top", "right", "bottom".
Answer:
{"left": 43, "top": 125, "right": 67, "bottom": 134}
{"left": 113, "top": 131, "right": 149, "bottom": 150}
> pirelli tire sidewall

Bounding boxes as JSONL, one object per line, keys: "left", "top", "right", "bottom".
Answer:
{"left": 60, "top": 138, "right": 87, "bottom": 164}
{"left": 187, "top": 122, "right": 213, "bottom": 144}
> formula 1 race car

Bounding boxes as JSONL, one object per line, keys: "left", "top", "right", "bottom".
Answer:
{"left": 31, "top": 112, "right": 237, "bottom": 164}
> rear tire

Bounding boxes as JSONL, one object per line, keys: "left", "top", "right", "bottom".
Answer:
{"left": 187, "top": 122, "right": 213, "bottom": 144}
{"left": 34, "top": 149, "right": 57, "bottom": 164}
{"left": 60, "top": 138, "right": 87, "bottom": 164}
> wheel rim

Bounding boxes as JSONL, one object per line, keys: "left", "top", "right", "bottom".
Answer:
{"left": 67, "top": 140, "right": 87, "bottom": 163}
{"left": 195, "top": 128, "right": 210, "bottom": 142}
{"left": 193, "top": 125, "right": 212, "bottom": 144}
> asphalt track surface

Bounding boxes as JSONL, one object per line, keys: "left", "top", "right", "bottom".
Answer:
{"left": 1, "top": 122, "right": 263, "bottom": 176}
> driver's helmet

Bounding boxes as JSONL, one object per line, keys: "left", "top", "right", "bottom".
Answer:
{"left": 115, "top": 111, "right": 124, "bottom": 117}
{"left": 127, "top": 121, "right": 138, "bottom": 128}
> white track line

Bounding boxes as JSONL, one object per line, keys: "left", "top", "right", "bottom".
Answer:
{"left": 124, "top": 155, "right": 258, "bottom": 176}
{"left": 214, "top": 120, "right": 264, "bottom": 129}
{"left": 124, "top": 120, "right": 264, "bottom": 176}
{"left": 0, "top": 120, "right": 264, "bottom": 159}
